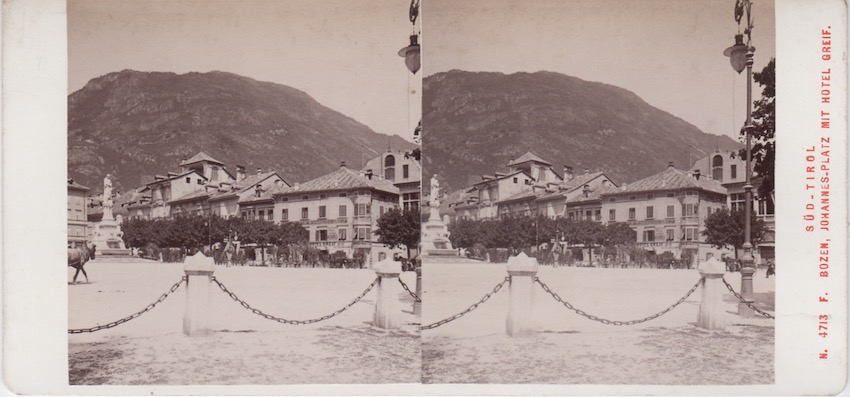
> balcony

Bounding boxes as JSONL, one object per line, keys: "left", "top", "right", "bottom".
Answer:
{"left": 309, "top": 241, "right": 348, "bottom": 249}
{"left": 353, "top": 216, "right": 372, "bottom": 225}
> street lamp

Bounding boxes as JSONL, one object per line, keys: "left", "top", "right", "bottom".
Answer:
{"left": 398, "top": 0, "right": 420, "bottom": 74}
{"left": 724, "top": 0, "right": 756, "bottom": 316}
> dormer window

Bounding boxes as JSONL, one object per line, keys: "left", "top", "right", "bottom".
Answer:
{"left": 384, "top": 155, "right": 396, "bottom": 182}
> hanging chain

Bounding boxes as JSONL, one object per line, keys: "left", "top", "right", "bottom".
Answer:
{"left": 398, "top": 277, "right": 421, "bottom": 303}
{"left": 69, "top": 276, "right": 186, "bottom": 334}
{"left": 421, "top": 277, "right": 509, "bottom": 330}
{"left": 212, "top": 276, "right": 378, "bottom": 325}
{"left": 721, "top": 277, "right": 775, "bottom": 319}
{"left": 535, "top": 276, "right": 704, "bottom": 326}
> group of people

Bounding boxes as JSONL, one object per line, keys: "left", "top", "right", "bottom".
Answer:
{"left": 720, "top": 254, "right": 775, "bottom": 278}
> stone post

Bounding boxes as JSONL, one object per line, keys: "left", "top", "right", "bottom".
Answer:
{"left": 183, "top": 252, "right": 216, "bottom": 337}
{"left": 373, "top": 258, "right": 402, "bottom": 329}
{"left": 697, "top": 257, "right": 726, "bottom": 330}
{"left": 413, "top": 265, "right": 422, "bottom": 316}
{"left": 506, "top": 252, "right": 539, "bottom": 337}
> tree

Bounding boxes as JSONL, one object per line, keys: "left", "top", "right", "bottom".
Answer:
{"left": 702, "top": 208, "right": 766, "bottom": 260}
{"left": 375, "top": 208, "right": 421, "bottom": 259}
{"left": 749, "top": 58, "right": 775, "bottom": 198}
{"left": 448, "top": 218, "right": 481, "bottom": 249}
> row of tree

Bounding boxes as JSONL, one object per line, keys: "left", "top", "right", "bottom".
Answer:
{"left": 121, "top": 215, "right": 308, "bottom": 250}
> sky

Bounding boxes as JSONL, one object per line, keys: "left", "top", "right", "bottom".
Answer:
{"left": 424, "top": 0, "right": 776, "bottom": 140}
{"left": 68, "top": 0, "right": 422, "bottom": 142}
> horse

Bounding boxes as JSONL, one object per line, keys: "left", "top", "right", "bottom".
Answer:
{"left": 68, "top": 243, "right": 96, "bottom": 284}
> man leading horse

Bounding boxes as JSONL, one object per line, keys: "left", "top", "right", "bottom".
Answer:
{"left": 68, "top": 242, "right": 96, "bottom": 284}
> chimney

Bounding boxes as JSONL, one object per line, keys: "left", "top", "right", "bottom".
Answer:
{"left": 668, "top": 161, "right": 674, "bottom": 169}
{"left": 693, "top": 169, "right": 701, "bottom": 180}
{"left": 167, "top": 171, "right": 178, "bottom": 178}
{"left": 236, "top": 165, "right": 246, "bottom": 182}
{"left": 154, "top": 174, "right": 166, "bottom": 181}
{"left": 584, "top": 168, "right": 590, "bottom": 175}
{"left": 255, "top": 183, "right": 263, "bottom": 197}
{"left": 583, "top": 184, "right": 591, "bottom": 198}
{"left": 365, "top": 169, "right": 373, "bottom": 180}
{"left": 256, "top": 167, "right": 263, "bottom": 175}
{"left": 564, "top": 165, "right": 574, "bottom": 181}
{"left": 340, "top": 161, "right": 347, "bottom": 169}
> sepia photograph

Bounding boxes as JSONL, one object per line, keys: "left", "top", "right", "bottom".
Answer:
{"left": 66, "top": 0, "right": 422, "bottom": 385}
{"left": 421, "top": 0, "right": 777, "bottom": 384}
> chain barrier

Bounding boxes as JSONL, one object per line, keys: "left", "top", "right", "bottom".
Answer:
{"left": 421, "top": 277, "right": 509, "bottom": 330}
{"left": 721, "top": 277, "right": 775, "bottom": 319}
{"left": 398, "top": 277, "right": 421, "bottom": 303}
{"left": 535, "top": 276, "right": 704, "bottom": 326}
{"left": 212, "top": 276, "right": 378, "bottom": 325}
{"left": 69, "top": 276, "right": 186, "bottom": 334}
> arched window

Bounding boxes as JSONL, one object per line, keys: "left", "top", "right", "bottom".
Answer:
{"left": 384, "top": 155, "right": 396, "bottom": 181}
{"left": 711, "top": 155, "right": 723, "bottom": 182}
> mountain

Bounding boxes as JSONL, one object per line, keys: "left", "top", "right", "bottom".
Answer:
{"left": 422, "top": 70, "right": 742, "bottom": 190}
{"left": 68, "top": 70, "right": 415, "bottom": 191}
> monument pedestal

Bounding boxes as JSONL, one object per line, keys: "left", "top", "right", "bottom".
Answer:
{"left": 91, "top": 219, "right": 131, "bottom": 257}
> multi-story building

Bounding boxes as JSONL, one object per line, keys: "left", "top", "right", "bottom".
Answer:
{"left": 269, "top": 162, "right": 404, "bottom": 265}
{"left": 68, "top": 179, "right": 90, "bottom": 246}
{"left": 362, "top": 150, "right": 421, "bottom": 211}
{"left": 600, "top": 162, "right": 728, "bottom": 265}
{"left": 536, "top": 169, "right": 618, "bottom": 219}
{"left": 689, "top": 149, "right": 775, "bottom": 263}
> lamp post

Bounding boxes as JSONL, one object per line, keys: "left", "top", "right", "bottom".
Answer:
{"left": 724, "top": 0, "right": 756, "bottom": 317}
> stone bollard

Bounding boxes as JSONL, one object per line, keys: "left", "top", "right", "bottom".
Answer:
{"left": 373, "top": 258, "right": 402, "bottom": 329}
{"left": 413, "top": 265, "right": 422, "bottom": 316}
{"left": 697, "top": 257, "right": 726, "bottom": 330}
{"left": 506, "top": 252, "right": 539, "bottom": 337}
{"left": 183, "top": 252, "right": 216, "bottom": 337}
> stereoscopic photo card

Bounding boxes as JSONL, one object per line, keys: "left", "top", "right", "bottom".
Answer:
{"left": 2, "top": 0, "right": 848, "bottom": 395}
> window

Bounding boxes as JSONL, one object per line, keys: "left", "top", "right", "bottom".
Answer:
{"left": 609, "top": 197, "right": 616, "bottom": 202}
{"left": 667, "top": 205, "right": 675, "bottom": 218}
{"left": 338, "top": 228, "right": 347, "bottom": 240}
{"left": 280, "top": 197, "right": 288, "bottom": 202}
{"left": 258, "top": 210, "right": 265, "bottom": 220}
{"left": 379, "top": 206, "right": 385, "bottom": 217}
{"left": 629, "top": 195, "right": 636, "bottom": 201}
{"left": 684, "top": 227, "right": 696, "bottom": 241}
{"left": 731, "top": 164, "right": 738, "bottom": 179}
{"left": 684, "top": 203, "right": 696, "bottom": 216}
{"left": 301, "top": 195, "right": 309, "bottom": 200}
{"left": 186, "top": 177, "right": 191, "bottom": 183}
{"left": 513, "top": 177, "right": 518, "bottom": 183}
{"left": 301, "top": 207, "right": 308, "bottom": 219}
{"left": 647, "top": 193, "right": 655, "bottom": 199}
{"left": 628, "top": 207, "right": 636, "bottom": 220}
{"left": 339, "top": 192, "right": 347, "bottom": 197}
{"left": 594, "top": 209, "right": 601, "bottom": 221}
{"left": 585, "top": 210, "right": 592, "bottom": 220}
{"left": 608, "top": 209, "right": 616, "bottom": 221}
{"left": 731, "top": 193, "right": 746, "bottom": 212}
{"left": 712, "top": 155, "right": 724, "bottom": 181}
{"left": 241, "top": 211, "right": 247, "bottom": 218}
{"left": 666, "top": 192, "right": 675, "bottom": 197}
{"left": 315, "top": 229, "right": 328, "bottom": 241}
{"left": 319, "top": 193, "right": 327, "bottom": 199}
{"left": 384, "top": 155, "right": 396, "bottom": 181}
{"left": 403, "top": 165, "right": 409, "bottom": 179}
{"left": 354, "top": 227, "right": 370, "bottom": 240}
{"left": 646, "top": 206, "right": 654, "bottom": 219}
{"left": 403, "top": 192, "right": 420, "bottom": 211}
{"left": 281, "top": 208, "right": 288, "bottom": 221}
{"left": 666, "top": 229, "right": 675, "bottom": 241}
{"left": 197, "top": 179, "right": 204, "bottom": 185}
{"left": 642, "top": 229, "right": 655, "bottom": 242}
{"left": 354, "top": 203, "right": 370, "bottom": 216}
{"left": 339, "top": 205, "right": 347, "bottom": 217}
{"left": 319, "top": 205, "right": 326, "bottom": 219}
{"left": 758, "top": 196, "right": 775, "bottom": 216}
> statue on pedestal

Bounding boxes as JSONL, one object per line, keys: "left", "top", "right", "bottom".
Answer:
{"left": 102, "top": 174, "right": 114, "bottom": 221}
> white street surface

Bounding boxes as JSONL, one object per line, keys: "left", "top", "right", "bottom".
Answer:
{"left": 422, "top": 260, "right": 775, "bottom": 384}
{"left": 68, "top": 259, "right": 420, "bottom": 385}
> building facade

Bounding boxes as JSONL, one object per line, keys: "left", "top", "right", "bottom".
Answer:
{"left": 362, "top": 150, "right": 421, "bottom": 211}
{"left": 68, "top": 179, "right": 90, "bottom": 246}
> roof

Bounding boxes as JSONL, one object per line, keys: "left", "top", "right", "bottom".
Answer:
{"left": 566, "top": 185, "right": 619, "bottom": 204}
{"left": 496, "top": 189, "right": 540, "bottom": 205}
{"left": 145, "top": 170, "right": 206, "bottom": 186}
{"left": 272, "top": 167, "right": 400, "bottom": 197}
{"left": 68, "top": 180, "right": 90, "bottom": 191}
{"left": 181, "top": 151, "right": 224, "bottom": 166}
{"left": 609, "top": 166, "right": 727, "bottom": 196}
{"left": 169, "top": 188, "right": 211, "bottom": 204}
{"left": 535, "top": 171, "right": 614, "bottom": 201}
{"left": 473, "top": 170, "right": 532, "bottom": 186}
{"left": 508, "top": 151, "right": 551, "bottom": 166}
